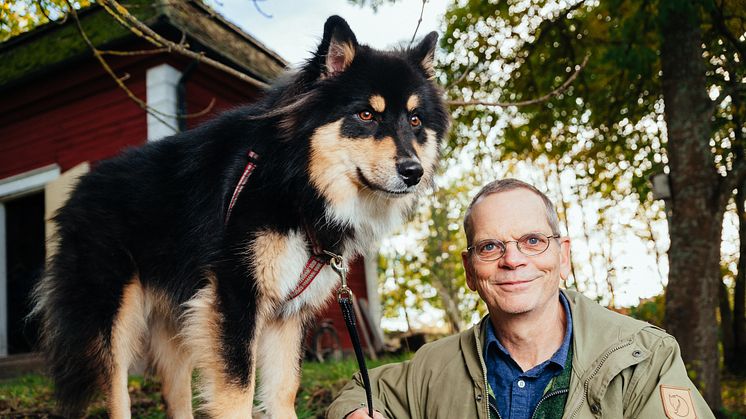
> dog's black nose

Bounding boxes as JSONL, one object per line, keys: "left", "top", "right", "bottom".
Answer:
{"left": 396, "top": 159, "right": 424, "bottom": 187}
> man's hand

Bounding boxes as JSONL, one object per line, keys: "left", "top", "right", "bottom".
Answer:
{"left": 345, "top": 407, "right": 386, "bottom": 419}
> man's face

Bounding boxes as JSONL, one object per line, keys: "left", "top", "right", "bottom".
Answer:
{"left": 461, "top": 189, "right": 571, "bottom": 316}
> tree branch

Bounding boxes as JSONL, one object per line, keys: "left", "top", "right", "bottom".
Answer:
{"left": 447, "top": 53, "right": 590, "bottom": 108}
{"left": 445, "top": 63, "right": 473, "bottom": 90}
{"left": 98, "top": 0, "right": 268, "bottom": 89}
{"left": 64, "top": 0, "right": 178, "bottom": 131}
{"left": 252, "top": 0, "right": 273, "bottom": 19}
{"left": 64, "top": 1, "right": 216, "bottom": 130}
{"left": 99, "top": 47, "right": 172, "bottom": 56}
{"left": 409, "top": 0, "right": 426, "bottom": 46}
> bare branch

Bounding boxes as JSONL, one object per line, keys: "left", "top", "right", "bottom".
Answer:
{"left": 409, "top": 0, "right": 426, "bottom": 46}
{"left": 99, "top": 0, "right": 268, "bottom": 88}
{"left": 64, "top": 0, "right": 178, "bottom": 131}
{"left": 252, "top": 0, "right": 273, "bottom": 19}
{"left": 36, "top": 0, "right": 54, "bottom": 22}
{"left": 445, "top": 63, "right": 473, "bottom": 91}
{"left": 99, "top": 47, "right": 171, "bottom": 56}
{"left": 447, "top": 53, "right": 590, "bottom": 108}
{"left": 64, "top": 1, "right": 217, "bottom": 129}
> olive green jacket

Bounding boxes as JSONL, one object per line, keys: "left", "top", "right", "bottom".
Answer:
{"left": 326, "top": 290, "right": 714, "bottom": 419}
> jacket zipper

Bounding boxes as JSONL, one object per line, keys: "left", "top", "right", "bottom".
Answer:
{"left": 474, "top": 332, "right": 499, "bottom": 419}
{"left": 568, "top": 339, "right": 634, "bottom": 418}
{"left": 530, "top": 388, "right": 570, "bottom": 419}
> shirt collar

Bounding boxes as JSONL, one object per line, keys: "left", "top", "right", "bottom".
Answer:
{"left": 484, "top": 292, "right": 573, "bottom": 370}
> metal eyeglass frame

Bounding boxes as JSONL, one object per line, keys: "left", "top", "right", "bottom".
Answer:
{"left": 467, "top": 232, "right": 561, "bottom": 262}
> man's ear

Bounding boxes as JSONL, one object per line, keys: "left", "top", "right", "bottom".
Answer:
{"left": 462, "top": 251, "right": 477, "bottom": 291}
{"left": 559, "top": 237, "right": 572, "bottom": 282}
{"left": 315, "top": 15, "right": 358, "bottom": 78}
{"left": 410, "top": 31, "right": 438, "bottom": 80}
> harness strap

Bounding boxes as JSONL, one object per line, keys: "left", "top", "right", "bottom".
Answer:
{"left": 225, "top": 149, "right": 329, "bottom": 301}
{"left": 225, "top": 150, "right": 260, "bottom": 225}
{"left": 287, "top": 255, "right": 326, "bottom": 300}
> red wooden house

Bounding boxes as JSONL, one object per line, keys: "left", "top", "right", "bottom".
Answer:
{"left": 0, "top": 1, "right": 381, "bottom": 365}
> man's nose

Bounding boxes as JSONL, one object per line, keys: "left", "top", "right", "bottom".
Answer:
{"left": 498, "top": 242, "right": 527, "bottom": 269}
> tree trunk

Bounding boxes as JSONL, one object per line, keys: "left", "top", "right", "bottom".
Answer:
{"left": 660, "top": 0, "right": 722, "bottom": 410}
{"left": 431, "top": 279, "right": 463, "bottom": 333}
{"left": 733, "top": 183, "right": 746, "bottom": 375}
{"left": 719, "top": 278, "right": 736, "bottom": 371}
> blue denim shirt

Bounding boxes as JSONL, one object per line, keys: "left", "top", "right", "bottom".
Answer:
{"left": 484, "top": 292, "right": 573, "bottom": 419}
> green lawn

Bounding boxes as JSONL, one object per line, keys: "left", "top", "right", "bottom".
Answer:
{"left": 1, "top": 356, "right": 743, "bottom": 418}
{"left": 0, "top": 355, "right": 410, "bottom": 418}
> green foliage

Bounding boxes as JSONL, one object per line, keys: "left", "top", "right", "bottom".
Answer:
{"left": 1, "top": 0, "right": 89, "bottom": 42}
{"left": 441, "top": 0, "right": 745, "bottom": 202}
{"left": 627, "top": 293, "right": 665, "bottom": 327}
{"left": 380, "top": 176, "right": 488, "bottom": 331}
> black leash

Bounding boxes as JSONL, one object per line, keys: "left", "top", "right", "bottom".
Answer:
{"left": 327, "top": 252, "right": 375, "bottom": 418}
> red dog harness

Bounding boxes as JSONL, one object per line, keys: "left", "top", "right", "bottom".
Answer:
{"left": 225, "top": 150, "right": 330, "bottom": 300}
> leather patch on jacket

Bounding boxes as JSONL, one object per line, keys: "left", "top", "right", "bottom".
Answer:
{"left": 660, "top": 385, "right": 697, "bottom": 419}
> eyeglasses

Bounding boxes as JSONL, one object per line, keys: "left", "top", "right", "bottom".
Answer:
{"left": 467, "top": 233, "right": 560, "bottom": 262}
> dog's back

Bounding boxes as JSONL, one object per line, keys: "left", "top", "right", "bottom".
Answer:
{"left": 32, "top": 110, "right": 254, "bottom": 416}
{"left": 32, "top": 15, "right": 449, "bottom": 418}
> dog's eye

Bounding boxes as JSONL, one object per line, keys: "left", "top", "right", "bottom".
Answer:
{"left": 358, "top": 111, "right": 374, "bottom": 121}
{"left": 409, "top": 115, "right": 422, "bottom": 127}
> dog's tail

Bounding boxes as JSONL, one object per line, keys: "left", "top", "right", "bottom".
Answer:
{"left": 29, "top": 256, "right": 113, "bottom": 418}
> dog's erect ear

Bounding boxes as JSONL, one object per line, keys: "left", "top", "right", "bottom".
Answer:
{"left": 410, "top": 31, "right": 438, "bottom": 80}
{"left": 316, "top": 15, "right": 358, "bottom": 78}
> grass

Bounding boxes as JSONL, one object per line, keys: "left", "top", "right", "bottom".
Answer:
{"left": 0, "top": 354, "right": 411, "bottom": 418}
{"left": 1, "top": 355, "right": 743, "bottom": 418}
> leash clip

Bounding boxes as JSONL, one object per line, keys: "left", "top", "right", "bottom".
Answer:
{"left": 323, "top": 250, "right": 351, "bottom": 301}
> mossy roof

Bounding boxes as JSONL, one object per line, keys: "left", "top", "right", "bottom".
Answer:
{"left": 0, "top": 0, "right": 287, "bottom": 89}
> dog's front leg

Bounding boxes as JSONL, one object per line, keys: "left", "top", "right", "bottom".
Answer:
{"left": 185, "top": 269, "right": 261, "bottom": 419}
{"left": 255, "top": 315, "right": 304, "bottom": 419}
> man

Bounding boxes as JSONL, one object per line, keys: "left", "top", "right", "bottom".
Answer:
{"left": 327, "top": 178, "right": 713, "bottom": 419}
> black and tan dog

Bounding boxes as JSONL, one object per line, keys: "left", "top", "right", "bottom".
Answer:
{"left": 31, "top": 15, "right": 448, "bottom": 418}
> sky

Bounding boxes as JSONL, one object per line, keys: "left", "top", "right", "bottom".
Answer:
{"left": 211, "top": 0, "right": 451, "bottom": 66}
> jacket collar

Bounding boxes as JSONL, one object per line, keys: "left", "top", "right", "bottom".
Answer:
{"left": 460, "top": 316, "right": 491, "bottom": 390}
{"left": 561, "top": 289, "right": 651, "bottom": 374}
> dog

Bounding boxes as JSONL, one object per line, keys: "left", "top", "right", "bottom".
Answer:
{"left": 30, "top": 15, "right": 448, "bottom": 419}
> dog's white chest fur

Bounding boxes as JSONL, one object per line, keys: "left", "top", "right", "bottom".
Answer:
{"left": 249, "top": 229, "right": 341, "bottom": 318}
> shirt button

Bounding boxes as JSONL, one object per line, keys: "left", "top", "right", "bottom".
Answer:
{"left": 590, "top": 404, "right": 601, "bottom": 414}
{"left": 517, "top": 379, "right": 526, "bottom": 388}
{"left": 476, "top": 394, "right": 483, "bottom": 402}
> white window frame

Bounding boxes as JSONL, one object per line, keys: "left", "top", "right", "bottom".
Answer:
{"left": 0, "top": 164, "right": 60, "bottom": 356}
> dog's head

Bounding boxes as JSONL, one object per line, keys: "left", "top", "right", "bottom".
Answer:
{"left": 291, "top": 16, "right": 449, "bottom": 228}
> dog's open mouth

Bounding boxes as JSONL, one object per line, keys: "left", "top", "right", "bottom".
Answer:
{"left": 356, "top": 168, "right": 411, "bottom": 195}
